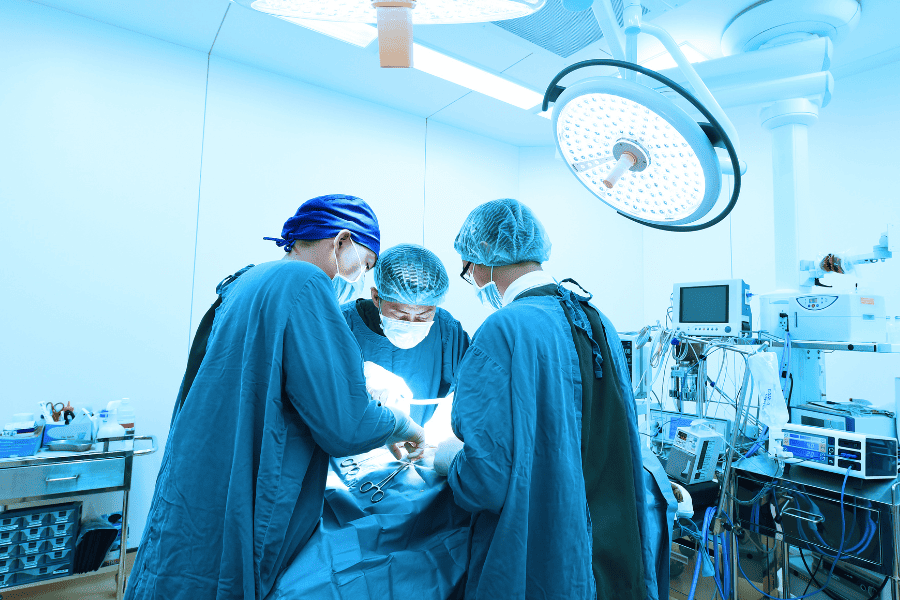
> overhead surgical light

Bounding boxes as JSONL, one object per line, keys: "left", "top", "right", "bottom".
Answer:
{"left": 543, "top": 0, "right": 742, "bottom": 232}
{"left": 238, "top": 0, "right": 545, "bottom": 68}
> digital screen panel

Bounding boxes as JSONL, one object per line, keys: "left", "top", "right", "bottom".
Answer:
{"left": 783, "top": 432, "right": 828, "bottom": 462}
{"left": 680, "top": 285, "right": 729, "bottom": 323}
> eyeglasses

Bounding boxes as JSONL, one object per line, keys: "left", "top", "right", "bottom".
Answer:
{"left": 460, "top": 262, "right": 474, "bottom": 286}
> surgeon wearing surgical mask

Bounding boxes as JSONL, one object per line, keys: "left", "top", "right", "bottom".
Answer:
{"left": 126, "top": 195, "right": 426, "bottom": 600}
{"left": 341, "top": 244, "right": 470, "bottom": 425}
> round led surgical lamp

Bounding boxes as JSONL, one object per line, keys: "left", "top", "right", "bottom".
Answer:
{"left": 542, "top": 61, "right": 741, "bottom": 233}
{"left": 240, "top": 0, "right": 545, "bottom": 67}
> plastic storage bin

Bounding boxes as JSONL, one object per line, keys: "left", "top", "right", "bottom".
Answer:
{"left": 0, "top": 502, "right": 80, "bottom": 589}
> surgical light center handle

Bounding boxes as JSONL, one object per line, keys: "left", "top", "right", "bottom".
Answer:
{"left": 603, "top": 152, "right": 636, "bottom": 189}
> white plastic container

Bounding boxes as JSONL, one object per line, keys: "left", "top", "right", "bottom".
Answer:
{"left": 107, "top": 399, "right": 135, "bottom": 435}
{"left": 96, "top": 409, "right": 126, "bottom": 440}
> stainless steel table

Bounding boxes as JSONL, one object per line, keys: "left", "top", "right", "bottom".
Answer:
{"left": 0, "top": 435, "right": 157, "bottom": 599}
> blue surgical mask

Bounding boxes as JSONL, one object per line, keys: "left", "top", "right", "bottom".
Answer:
{"left": 474, "top": 266, "right": 503, "bottom": 311}
{"left": 332, "top": 240, "right": 366, "bottom": 304}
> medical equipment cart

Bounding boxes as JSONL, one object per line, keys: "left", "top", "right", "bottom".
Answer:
{"left": 0, "top": 435, "right": 156, "bottom": 599}
{"left": 733, "top": 453, "right": 900, "bottom": 599}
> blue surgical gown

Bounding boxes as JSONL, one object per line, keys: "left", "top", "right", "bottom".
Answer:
{"left": 341, "top": 300, "right": 470, "bottom": 425}
{"left": 126, "top": 260, "right": 398, "bottom": 600}
{"left": 446, "top": 293, "right": 648, "bottom": 600}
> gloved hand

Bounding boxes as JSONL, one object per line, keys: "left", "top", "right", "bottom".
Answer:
{"left": 364, "top": 361, "right": 413, "bottom": 407}
{"left": 385, "top": 407, "right": 427, "bottom": 460}
{"left": 433, "top": 435, "right": 465, "bottom": 476}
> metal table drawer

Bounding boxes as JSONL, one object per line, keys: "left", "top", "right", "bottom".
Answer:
{"left": 0, "top": 458, "right": 125, "bottom": 501}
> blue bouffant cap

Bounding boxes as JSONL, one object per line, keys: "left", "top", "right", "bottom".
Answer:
{"left": 264, "top": 194, "right": 380, "bottom": 256}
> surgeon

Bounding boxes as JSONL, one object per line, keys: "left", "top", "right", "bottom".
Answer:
{"left": 433, "top": 199, "right": 655, "bottom": 600}
{"left": 125, "top": 194, "right": 426, "bottom": 600}
{"left": 341, "top": 243, "right": 470, "bottom": 425}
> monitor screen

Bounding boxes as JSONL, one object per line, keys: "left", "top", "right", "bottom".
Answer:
{"left": 783, "top": 432, "right": 828, "bottom": 462}
{"left": 680, "top": 285, "right": 729, "bottom": 323}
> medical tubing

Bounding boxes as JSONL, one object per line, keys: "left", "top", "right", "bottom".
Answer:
{"left": 541, "top": 59, "right": 741, "bottom": 233}
{"left": 687, "top": 508, "right": 714, "bottom": 600}
{"left": 733, "top": 466, "right": 851, "bottom": 600}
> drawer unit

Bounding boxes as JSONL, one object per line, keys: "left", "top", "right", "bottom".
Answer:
{"left": 41, "top": 548, "right": 71, "bottom": 565}
{"left": 0, "top": 545, "right": 14, "bottom": 560}
{"left": 12, "top": 561, "right": 73, "bottom": 586}
{"left": 18, "top": 554, "right": 39, "bottom": 570}
{"left": 0, "top": 530, "right": 16, "bottom": 545}
{"left": 18, "top": 540, "right": 43, "bottom": 556}
{"left": 48, "top": 508, "right": 77, "bottom": 525}
{"left": 0, "top": 516, "right": 19, "bottom": 532}
{"left": 0, "top": 558, "right": 14, "bottom": 574}
{"left": 0, "top": 571, "right": 13, "bottom": 587}
{"left": 20, "top": 512, "right": 46, "bottom": 528}
{"left": 19, "top": 526, "right": 46, "bottom": 542}
{"left": 44, "top": 536, "right": 72, "bottom": 552}
{"left": 0, "top": 458, "right": 125, "bottom": 500}
{"left": 47, "top": 522, "right": 74, "bottom": 538}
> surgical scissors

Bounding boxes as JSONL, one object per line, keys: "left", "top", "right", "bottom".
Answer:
{"left": 358, "top": 461, "right": 411, "bottom": 503}
{"left": 339, "top": 451, "right": 390, "bottom": 476}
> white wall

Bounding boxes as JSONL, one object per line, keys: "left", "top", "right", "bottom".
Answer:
{"left": 0, "top": 0, "right": 521, "bottom": 547}
{"left": 0, "top": 0, "right": 206, "bottom": 544}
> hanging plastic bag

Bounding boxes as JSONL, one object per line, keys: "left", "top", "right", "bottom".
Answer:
{"left": 747, "top": 352, "right": 790, "bottom": 457}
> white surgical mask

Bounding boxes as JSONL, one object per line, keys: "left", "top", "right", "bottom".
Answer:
{"left": 381, "top": 315, "right": 434, "bottom": 349}
{"left": 332, "top": 240, "right": 366, "bottom": 304}
{"left": 474, "top": 266, "right": 503, "bottom": 311}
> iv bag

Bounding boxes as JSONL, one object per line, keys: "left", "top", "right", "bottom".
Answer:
{"left": 748, "top": 352, "right": 790, "bottom": 431}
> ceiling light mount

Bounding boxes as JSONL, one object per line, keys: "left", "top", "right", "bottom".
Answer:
{"left": 372, "top": 0, "right": 416, "bottom": 67}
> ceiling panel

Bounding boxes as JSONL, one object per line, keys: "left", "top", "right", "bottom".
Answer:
{"left": 31, "top": 0, "right": 229, "bottom": 53}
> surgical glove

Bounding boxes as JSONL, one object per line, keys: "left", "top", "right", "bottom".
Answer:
{"left": 364, "top": 361, "right": 413, "bottom": 407}
{"left": 433, "top": 435, "right": 464, "bottom": 476}
{"left": 385, "top": 407, "right": 427, "bottom": 461}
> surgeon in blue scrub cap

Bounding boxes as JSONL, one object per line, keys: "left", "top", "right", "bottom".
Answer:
{"left": 435, "top": 198, "right": 660, "bottom": 600}
{"left": 126, "top": 194, "right": 427, "bottom": 600}
{"left": 340, "top": 244, "right": 470, "bottom": 425}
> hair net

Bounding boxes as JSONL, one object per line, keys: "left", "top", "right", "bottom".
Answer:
{"left": 454, "top": 199, "right": 551, "bottom": 266}
{"left": 264, "top": 194, "right": 380, "bottom": 256}
{"left": 374, "top": 244, "right": 449, "bottom": 306}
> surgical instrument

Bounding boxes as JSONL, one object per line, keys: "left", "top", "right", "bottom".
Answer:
{"left": 359, "top": 461, "right": 411, "bottom": 503}
{"left": 340, "top": 450, "right": 390, "bottom": 476}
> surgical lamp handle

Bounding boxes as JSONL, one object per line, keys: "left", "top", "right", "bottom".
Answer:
{"left": 541, "top": 59, "right": 741, "bottom": 233}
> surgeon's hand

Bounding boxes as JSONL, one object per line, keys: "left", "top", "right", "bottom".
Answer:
{"left": 363, "top": 361, "right": 413, "bottom": 408}
{"left": 433, "top": 435, "right": 465, "bottom": 476}
{"left": 385, "top": 408, "right": 427, "bottom": 461}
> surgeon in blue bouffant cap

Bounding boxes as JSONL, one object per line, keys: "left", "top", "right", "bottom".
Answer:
{"left": 126, "top": 194, "right": 427, "bottom": 600}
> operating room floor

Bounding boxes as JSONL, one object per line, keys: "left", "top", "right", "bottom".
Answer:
{"left": 0, "top": 551, "right": 135, "bottom": 599}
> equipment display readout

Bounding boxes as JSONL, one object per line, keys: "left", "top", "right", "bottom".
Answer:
{"left": 783, "top": 432, "right": 828, "bottom": 461}
{"left": 680, "top": 285, "right": 729, "bottom": 323}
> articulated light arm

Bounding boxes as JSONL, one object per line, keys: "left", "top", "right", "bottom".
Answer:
{"left": 583, "top": 0, "right": 741, "bottom": 154}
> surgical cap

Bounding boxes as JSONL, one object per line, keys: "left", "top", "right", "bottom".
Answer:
{"left": 454, "top": 199, "right": 551, "bottom": 267}
{"left": 374, "top": 244, "right": 449, "bottom": 306}
{"left": 264, "top": 194, "right": 381, "bottom": 256}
